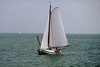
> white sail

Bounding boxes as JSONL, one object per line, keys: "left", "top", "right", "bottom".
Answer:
{"left": 40, "top": 15, "right": 49, "bottom": 49}
{"left": 49, "top": 7, "right": 69, "bottom": 47}
{"left": 41, "top": 7, "right": 69, "bottom": 49}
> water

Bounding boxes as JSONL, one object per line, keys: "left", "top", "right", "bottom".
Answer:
{"left": 0, "top": 33, "right": 100, "bottom": 67}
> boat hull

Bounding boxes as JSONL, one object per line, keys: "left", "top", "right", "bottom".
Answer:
{"left": 37, "top": 49, "right": 60, "bottom": 55}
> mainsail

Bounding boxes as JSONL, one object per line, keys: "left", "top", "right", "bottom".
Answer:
{"left": 40, "top": 6, "right": 69, "bottom": 49}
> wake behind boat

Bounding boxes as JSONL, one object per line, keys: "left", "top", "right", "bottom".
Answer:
{"left": 37, "top": 3, "right": 69, "bottom": 55}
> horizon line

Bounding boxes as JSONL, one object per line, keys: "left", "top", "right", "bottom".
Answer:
{"left": 0, "top": 32, "right": 100, "bottom": 35}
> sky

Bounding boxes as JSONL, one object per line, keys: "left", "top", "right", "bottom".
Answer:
{"left": 0, "top": 0, "right": 100, "bottom": 34}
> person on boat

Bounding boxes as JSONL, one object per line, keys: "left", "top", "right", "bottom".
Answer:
{"left": 49, "top": 48, "right": 52, "bottom": 50}
{"left": 55, "top": 48, "right": 60, "bottom": 53}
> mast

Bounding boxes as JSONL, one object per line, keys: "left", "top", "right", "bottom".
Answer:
{"left": 48, "top": 3, "right": 51, "bottom": 48}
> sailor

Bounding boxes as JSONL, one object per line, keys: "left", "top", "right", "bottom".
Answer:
{"left": 55, "top": 48, "right": 60, "bottom": 53}
{"left": 49, "top": 48, "right": 52, "bottom": 50}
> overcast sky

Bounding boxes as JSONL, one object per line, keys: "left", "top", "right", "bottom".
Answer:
{"left": 0, "top": 0, "right": 100, "bottom": 34}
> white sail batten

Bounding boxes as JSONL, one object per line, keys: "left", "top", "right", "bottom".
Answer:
{"left": 50, "top": 7, "right": 69, "bottom": 47}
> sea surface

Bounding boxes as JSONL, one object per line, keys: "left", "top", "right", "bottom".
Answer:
{"left": 0, "top": 33, "right": 100, "bottom": 67}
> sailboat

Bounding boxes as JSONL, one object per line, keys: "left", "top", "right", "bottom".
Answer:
{"left": 37, "top": 3, "right": 69, "bottom": 54}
